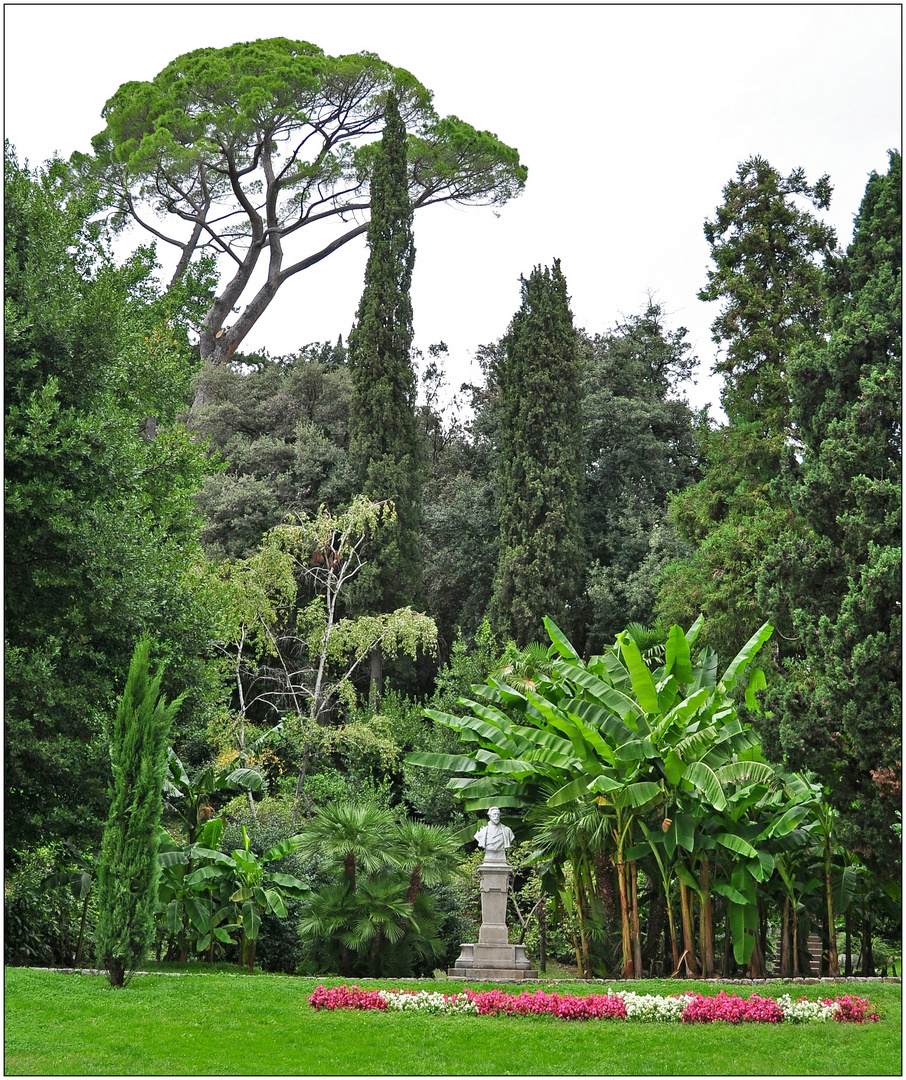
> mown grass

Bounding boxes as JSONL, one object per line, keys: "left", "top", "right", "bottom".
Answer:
{"left": 4, "top": 966, "right": 901, "bottom": 1076}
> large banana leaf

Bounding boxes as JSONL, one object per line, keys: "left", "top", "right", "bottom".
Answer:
{"left": 689, "top": 647, "right": 719, "bottom": 692}
{"left": 745, "top": 667, "right": 768, "bottom": 711}
{"left": 405, "top": 752, "right": 480, "bottom": 773}
{"left": 268, "top": 872, "right": 309, "bottom": 893}
{"left": 718, "top": 621, "right": 774, "bottom": 692}
{"left": 616, "top": 632, "right": 660, "bottom": 714}
{"left": 551, "top": 661, "right": 615, "bottom": 704}
{"left": 713, "top": 881, "right": 749, "bottom": 906}
{"left": 548, "top": 777, "right": 595, "bottom": 806}
{"left": 564, "top": 699, "right": 638, "bottom": 741}
{"left": 684, "top": 614, "right": 705, "bottom": 648}
{"left": 544, "top": 616, "right": 582, "bottom": 662}
{"left": 683, "top": 761, "right": 727, "bottom": 811}
{"left": 262, "top": 835, "right": 304, "bottom": 862}
{"left": 223, "top": 766, "right": 265, "bottom": 792}
{"left": 464, "top": 794, "right": 531, "bottom": 811}
{"left": 728, "top": 899, "right": 758, "bottom": 966}
{"left": 185, "top": 864, "right": 227, "bottom": 887}
{"left": 833, "top": 864, "right": 860, "bottom": 914}
{"left": 714, "top": 832, "right": 758, "bottom": 859}
{"left": 715, "top": 760, "right": 777, "bottom": 788}
{"left": 467, "top": 698, "right": 519, "bottom": 731}
{"left": 616, "top": 781, "right": 662, "bottom": 810}
{"left": 665, "top": 623, "right": 694, "bottom": 684}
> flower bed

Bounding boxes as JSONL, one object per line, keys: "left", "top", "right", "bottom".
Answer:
{"left": 308, "top": 984, "right": 880, "bottom": 1024}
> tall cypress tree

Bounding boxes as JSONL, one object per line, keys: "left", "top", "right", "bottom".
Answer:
{"left": 95, "top": 637, "right": 182, "bottom": 986}
{"left": 347, "top": 90, "right": 421, "bottom": 702}
{"left": 490, "top": 260, "right": 585, "bottom": 646}
{"left": 758, "top": 151, "right": 902, "bottom": 878}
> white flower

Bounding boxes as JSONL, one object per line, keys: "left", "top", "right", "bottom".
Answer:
{"left": 776, "top": 994, "right": 836, "bottom": 1023}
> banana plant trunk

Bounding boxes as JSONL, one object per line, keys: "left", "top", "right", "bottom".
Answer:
{"left": 614, "top": 850, "right": 635, "bottom": 978}
{"left": 699, "top": 855, "right": 715, "bottom": 977}
{"left": 824, "top": 847, "right": 840, "bottom": 975}
{"left": 778, "top": 896, "right": 792, "bottom": 978}
{"left": 678, "top": 879, "right": 699, "bottom": 976}
{"left": 630, "top": 860, "right": 643, "bottom": 978}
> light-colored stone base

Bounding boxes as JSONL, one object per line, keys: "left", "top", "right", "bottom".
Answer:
{"left": 447, "top": 942, "right": 538, "bottom": 980}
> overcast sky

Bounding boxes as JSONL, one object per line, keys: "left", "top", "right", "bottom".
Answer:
{"left": 4, "top": 3, "right": 901, "bottom": 413}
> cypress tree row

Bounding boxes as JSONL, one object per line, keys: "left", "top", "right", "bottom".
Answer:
{"left": 490, "top": 260, "right": 586, "bottom": 646}
{"left": 95, "top": 638, "right": 182, "bottom": 986}
{"left": 347, "top": 91, "right": 422, "bottom": 629}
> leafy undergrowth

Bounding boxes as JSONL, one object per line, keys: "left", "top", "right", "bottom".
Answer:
{"left": 5, "top": 967, "right": 901, "bottom": 1076}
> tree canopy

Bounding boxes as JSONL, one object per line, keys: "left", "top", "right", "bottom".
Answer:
{"left": 84, "top": 37, "right": 527, "bottom": 381}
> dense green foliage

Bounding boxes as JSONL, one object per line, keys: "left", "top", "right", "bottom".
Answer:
{"left": 581, "top": 304, "right": 703, "bottom": 649}
{"left": 490, "top": 261, "right": 587, "bottom": 646}
{"left": 4, "top": 61, "right": 899, "bottom": 983}
{"left": 191, "top": 342, "right": 353, "bottom": 558}
{"left": 95, "top": 639, "right": 181, "bottom": 986}
{"left": 758, "top": 151, "right": 902, "bottom": 877}
{"left": 348, "top": 91, "right": 422, "bottom": 620}
{"left": 658, "top": 158, "right": 838, "bottom": 660}
{"left": 4, "top": 146, "right": 215, "bottom": 862}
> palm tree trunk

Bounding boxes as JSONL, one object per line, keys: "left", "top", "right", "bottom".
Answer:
{"left": 574, "top": 864, "right": 593, "bottom": 979}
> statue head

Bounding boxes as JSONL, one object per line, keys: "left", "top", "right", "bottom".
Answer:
{"left": 488, "top": 806, "right": 501, "bottom": 824}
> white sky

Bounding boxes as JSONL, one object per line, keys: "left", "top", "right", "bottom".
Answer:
{"left": 4, "top": 3, "right": 902, "bottom": 413}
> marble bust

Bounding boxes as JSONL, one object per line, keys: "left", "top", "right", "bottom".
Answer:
{"left": 474, "top": 806, "right": 515, "bottom": 863}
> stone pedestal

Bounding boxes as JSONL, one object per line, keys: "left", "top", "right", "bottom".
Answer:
{"left": 448, "top": 859, "right": 537, "bottom": 980}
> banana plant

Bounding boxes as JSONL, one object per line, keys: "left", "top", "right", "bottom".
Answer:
{"left": 211, "top": 826, "right": 309, "bottom": 971}
{"left": 163, "top": 747, "right": 266, "bottom": 845}
{"left": 156, "top": 816, "right": 238, "bottom": 961}
{"left": 408, "top": 615, "right": 777, "bottom": 979}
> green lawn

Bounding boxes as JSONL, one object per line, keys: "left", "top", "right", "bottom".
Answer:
{"left": 4, "top": 967, "right": 901, "bottom": 1076}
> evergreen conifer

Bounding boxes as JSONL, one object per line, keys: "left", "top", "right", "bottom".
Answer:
{"left": 490, "top": 260, "right": 586, "bottom": 645}
{"left": 347, "top": 91, "right": 421, "bottom": 700}
{"left": 758, "top": 151, "right": 902, "bottom": 876}
{"left": 95, "top": 637, "right": 182, "bottom": 985}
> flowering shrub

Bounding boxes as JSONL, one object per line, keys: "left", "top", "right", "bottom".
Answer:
{"left": 309, "top": 984, "right": 388, "bottom": 1011}
{"left": 307, "top": 984, "right": 880, "bottom": 1024}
